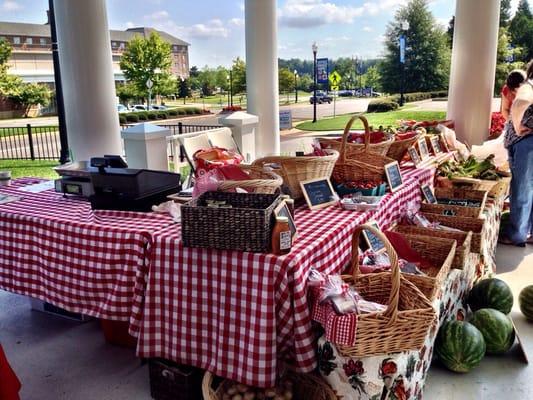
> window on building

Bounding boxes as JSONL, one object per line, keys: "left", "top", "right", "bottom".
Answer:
{"left": 119, "top": 42, "right": 125, "bottom": 49}
{"left": 112, "top": 41, "right": 118, "bottom": 47}
{"left": 13, "top": 37, "right": 20, "bottom": 44}
{"left": 26, "top": 37, "right": 33, "bottom": 45}
{"left": 40, "top": 38, "right": 47, "bottom": 45}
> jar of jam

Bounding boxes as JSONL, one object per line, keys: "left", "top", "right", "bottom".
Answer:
{"left": 280, "top": 195, "right": 295, "bottom": 219}
{"left": 271, "top": 216, "right": 292, "bottom": 255}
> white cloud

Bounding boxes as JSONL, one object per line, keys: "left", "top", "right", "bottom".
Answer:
{"left": 143, "top": 11, "right": 230, "bottom": 40}
{"left": 0, "top": 0, "right": 22, "bottom": 12}
{"left": 228, "top": 18, "right": 245, "bottom": 27}
{"left": 125, "top": 21, "right": 135, "bottom": 29}
{"left": 279, "top": 0, "right": 409, "bottom": 28}
{"left": 363, "top": 26, "right": 373, "bottom": 32}
{"left": 188, "top": 19, "right": 229, "bottom": 39}
{"left": 148, "top": 10, "right": 170, "bottom": 20}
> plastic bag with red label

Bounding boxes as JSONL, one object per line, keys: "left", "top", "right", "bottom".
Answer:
{"left": 193, "top": 147, "right": 244, "bottom": 178}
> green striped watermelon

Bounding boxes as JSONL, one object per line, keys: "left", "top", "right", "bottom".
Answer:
{"left": 519, "top": 285, "right": 533, "bottom": 321}
{"left": 468, "top": 278, "right": 513, "bottom": 314}
{"left": 435, "top": 320, "right": 486, "bottom": 373}
{"left": 469, "top": 308, "right": 515, "bottom": 354}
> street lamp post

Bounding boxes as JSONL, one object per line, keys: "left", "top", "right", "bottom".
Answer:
{"left": 230, "top": 69, "right": 233, "bottom": 107}
{"left": 312, "top": 42, "right": 318, "bottom": 123}
{"left": 180, "top": 76, "right": 186, "bottom": 105}
{"left": 399, "top": 21, "right": 409, "bottom": 107}
{"left": 146, "top": 78, "right": 153, "bottom": 111}
{"left": 294, "top": 69, "right": 298, "bottom": 103}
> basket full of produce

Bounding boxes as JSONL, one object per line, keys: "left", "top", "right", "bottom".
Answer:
{"left": 419, "top": 187, "right": 488, "bottom": 218}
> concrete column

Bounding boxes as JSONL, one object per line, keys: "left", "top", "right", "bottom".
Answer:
{"left": 54, "top": 0, "right": 122, "bottom": 161}
{"left": 218, "top": 111, "right": 259, "bottom": 162}
{"left": 447, "top": 0, "right": 500, "bottom": 146}
{"left": 245, "top": 0, "right": 280, "bottom": 158}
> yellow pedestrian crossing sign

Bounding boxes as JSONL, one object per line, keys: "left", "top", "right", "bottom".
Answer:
{"left": 329, "top": 71, "right": 341, "bottom": 90}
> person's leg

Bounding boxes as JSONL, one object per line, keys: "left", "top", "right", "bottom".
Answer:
{"left": 505, "top": 135, "right": 533, "bottom": 244}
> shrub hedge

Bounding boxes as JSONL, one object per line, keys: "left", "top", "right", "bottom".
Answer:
{"left": 118, "top": 107, "right": 206, "bottom": 124}
{"left": 367, "top": 99, "right": 399, "bottom": 113}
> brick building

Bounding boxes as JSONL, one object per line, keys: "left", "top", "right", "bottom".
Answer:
{"left": 0, "top": 19, "right": 190, "bottom": 84}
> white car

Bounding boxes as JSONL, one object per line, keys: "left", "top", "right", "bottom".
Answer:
{"left": 117, "top": 104, "right": 128, "bottom": 113}
{"left": 130, "top": 104, "right": 147, "bottom": 112}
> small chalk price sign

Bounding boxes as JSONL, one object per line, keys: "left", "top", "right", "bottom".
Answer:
{"left": 408, "top": 146, "right": 422, "bottom": 166}
{"left": 384, "top": 161, "right": 403, "bottom": 193}
{"left": 421, "top": 184, "right": 437, "bottom": 204}
{"left": 362, "top": 221, "right": 386, "bottom": 254}
{"left": 430, "top": 136, "right": 442, "bottom": 154}
{"left": 418, "top": 137, "right": 430, "bottom": 160}
{"left": 300, "top": 177, "right": 338, "bottom": 210}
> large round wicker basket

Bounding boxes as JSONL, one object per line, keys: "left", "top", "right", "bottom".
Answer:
{"left": 217, "top": 165, "right": 283, "bottom": 194}
{"left": 252, "top": 149, "right": 339, "bottom": 199}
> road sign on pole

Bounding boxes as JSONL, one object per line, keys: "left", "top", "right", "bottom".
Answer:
{"left": 329, "top": 71, "right": 341, "bottom": 90}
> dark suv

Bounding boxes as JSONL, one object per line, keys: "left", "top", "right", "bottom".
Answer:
{"left": 309, "top": 91, "right": 332, "bottom": 104}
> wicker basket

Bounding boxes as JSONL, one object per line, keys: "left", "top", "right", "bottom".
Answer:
{"left": 252, "top": 150, "right": 339, "bottom": 200}
{"left": 202, "top": 371, "right": 338, "bottom": 400}
{"left": 420, "top": 187, "right": 488, "bottom": 218}
{"left": 181, "top": 191, "right": 281, "bottom": 252}
{"left": 386, "top": 132, "right": 421, "bottom": 161}
{"left": 393, "top": 224, "right": 473, "bottom": 270}
{"left": 318, "top": 119, "right": 394, "bottom": 157}
{"left": 450, "top": 176, "right": 511, "bottom": 199}
{"left": 148, "top": 359, "right": 203, "bottom": 400}
{"left": 394, "top": 233, "right": 456, "bottom": 300}
{"left": 337, "top": 225, "right": 436, "bottom": 358}
{"left": 331, "top": 115, "right": 395, "bottom": 184}
{"left": 421, "top": 212, "right": 485, "bottom": 253}
{"left": 217, "top": 165, "right": 283, "bottom": 194}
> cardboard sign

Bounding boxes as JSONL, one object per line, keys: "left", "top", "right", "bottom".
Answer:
{"left": 430, "top": 136, "right": 442, "bottom": 155}
{"left": 362, "top": 221, "right": 386, "bottom": 254}
{"left": 279, "top": 110, "right": 293, "bottom": 130}
{"left": 408, "top": 146, "right": 422, "bottom": 166}
{"left": 274, "top": 201, "right": 297, "bottom": 240}
{"left": 418, "top": 137, "right": 430, "bottom": 160}
{"left": 300, "top": 177, "right": 338, "bottom": 210}
{"left": 384, "top": 161, "right": 403, "bottom": 193}
{"left": 510, "top": 317, "right": 529, "bottom": 364}
{"left": 421, "top": 184, "right": 437, "bottom": 204}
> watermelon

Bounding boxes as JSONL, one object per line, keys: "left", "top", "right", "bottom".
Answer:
{"left": 467, "top": 278, "right": 513, "bottom": 314}
{"left": 435, "top": 320, "right": 486, "bottom": 373}
{"left": 469, "top": 308, "right": 515, "bottom": 354}
{"left": 519, "top": 285, "right": 533, "bottom": 321}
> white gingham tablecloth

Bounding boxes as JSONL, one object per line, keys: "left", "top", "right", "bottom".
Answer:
{"left": 0, "top": 178, "right": 174, "bottom": 321}
{"left": 132, "top": 165, "right": 437, "bottom": 387}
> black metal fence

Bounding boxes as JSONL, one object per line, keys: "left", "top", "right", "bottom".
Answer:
{"left": 0, "top": 124, "right": 61, "bottom": 160}
{"left": 0, "top": 122, "right": 222, "bottom": 161}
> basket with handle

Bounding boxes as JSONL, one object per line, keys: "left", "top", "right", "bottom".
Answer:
{"left": 252, "top": 149, "right": 339, "bottom": 200}
{"left": 217, "top": 165, "right": 283, "bottom": 194}
{"left": 336, "top": 224, "right": 436, "bottom": 358}
{"left": 386, "top": 131, "right": 421, "bottom": 161}
{"left": 331, "top": 115, "right": 395, "bottom": 184}
{"left": 318, "top": 119, "right": 394, "bottom": 157}
{"left": 393, "top": 224, "right": 473, "bottom": 270}
{"left": 202, "top": 370, "right": 338, "bottom": 400}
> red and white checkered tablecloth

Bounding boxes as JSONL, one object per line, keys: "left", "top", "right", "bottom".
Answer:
{"left": 133, "top": 165, "right": 436, "bottom": 387}
{"left": 0, "top": 178, "right": 174, "bottom": 321}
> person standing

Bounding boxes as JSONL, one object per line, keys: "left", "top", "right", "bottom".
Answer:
{"left": 500, "top": 61, "right": 533, "bottom": 246}
{"left": 501, "top": 70, "right": 526, "bottom": 121}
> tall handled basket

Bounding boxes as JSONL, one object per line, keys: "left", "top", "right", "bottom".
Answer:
{"left": 337, "top": 224, "right": 436, "bottom": 358}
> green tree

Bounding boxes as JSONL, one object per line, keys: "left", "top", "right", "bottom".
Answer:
{"left": 363, "top": 65, "right": 382, "bottom": 91}
{"left": 509, "top": 0, "right": 533, "bottom": 62}
{"left": 0, "top": 38, "right": 11, "bottom": 74}
{"left": 214, "top": 66, "right": 230, "bottom": 92}
{"left": 380, "top": 0, "right": 451, "bottom": 93}
{"left": 500, "top": 0, "right": 512, "bottom": 27}
{"left": 447, "top": 16, "right": 455, "bottom": 48}
{"left": 278, "top": 68, "right": 294, "bottom": 94}
{"left": 297, "top": 73, "right": 313, "bottom": 91}
{"left": 115, "top": 82, "right": 141, "bottom": 104}
{"left": 517, "top": 0, "right": 532, "bottom": 18}
{"left": 119, "top": 32, "right": 174, "bottom": 97}
{"left": 178, "top": 78, "right": 191, "bottom": 99}
{"left": 494, "top": 28, "right": 525, "bottom": 93}
{"left": 231, "top": 57, "right": 246, "bottom": 94}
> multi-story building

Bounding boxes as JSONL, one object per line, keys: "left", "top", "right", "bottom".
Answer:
{"left": 0, "top": 19, "right": 190, "bottom": 84}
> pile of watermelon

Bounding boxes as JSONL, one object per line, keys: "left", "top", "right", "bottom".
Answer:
{"left": 435, "top": 278, "right": 517, "bottom": 373}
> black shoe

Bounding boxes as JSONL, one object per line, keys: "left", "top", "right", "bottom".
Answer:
{"left": 498, "top": 236, "right": 526, "bottom": 247}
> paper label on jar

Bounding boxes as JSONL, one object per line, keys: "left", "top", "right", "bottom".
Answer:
{"left": 280, "top": 231, "right": 292, "bottom": 250}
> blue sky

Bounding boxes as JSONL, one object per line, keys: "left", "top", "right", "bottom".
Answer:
{"left": 0, "top": 0, "right": 528, "bottom": 67}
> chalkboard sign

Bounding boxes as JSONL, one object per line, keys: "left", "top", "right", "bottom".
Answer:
{"left": 384, "top": 161, "right": 403, "bottom": 193}
{"left": 362, "top": 221, "right": 386, "bottom": 254}
{"left": 421, "top": 184, "right": 437, "bottom": 204}
{"left": 418, "top": 137, "right": 430, "bottom": 160}
{"left": 430, "top": 136, "right": 442, "bottom": 154}
{"left": 408, "top": 146, "right": 422, "bottom": 166}
{"left": 274, "top": 201, "right": 298, "bottom": 240}
{"left": 300, "top": 178, "right": 338, "bottom": 210}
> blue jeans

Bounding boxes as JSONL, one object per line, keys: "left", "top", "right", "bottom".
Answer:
{"left": 506, "top": 134, "right": 533, "bottom": 244}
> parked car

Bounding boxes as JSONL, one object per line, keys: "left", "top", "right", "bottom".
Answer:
{"left": 338, "top": 90, "right": 355, "bottom": 97}
{"left": 117, "top": 104, "right": 128, "bottom": 113}
{"left": 309, "top": 91, "right": 333, "bottom": 104}
{"left": 149, "top": 105, "right": 167, "bottom": 111}
{"left": 371, "top": 92, "right": 383, "bottom": 97}
{"left": 130, "top": 104, "right": 147, "bottom": 112}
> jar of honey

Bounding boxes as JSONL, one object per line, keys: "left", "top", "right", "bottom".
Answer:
{"left": 271, "top": 216, "right": 292, "bottom": 255}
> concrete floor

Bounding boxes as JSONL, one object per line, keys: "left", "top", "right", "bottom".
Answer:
{"left": 0, "top": 244, "right": 532, "bottom": 400}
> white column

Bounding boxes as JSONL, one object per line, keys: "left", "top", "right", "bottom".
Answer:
{"left": 245, "top": 0, "right": 280, "bottom": 158}
{"left": 54, "top": 0, "right": 122, "bottom": 161}
{"left": 447, "top": 0, "right": 500, "bottom": 146}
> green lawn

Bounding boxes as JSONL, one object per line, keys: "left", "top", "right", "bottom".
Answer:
{"left": 296, "top": 110, "right": 447, "bottom": 131}
{"left": 166, "top": 92, "right": 312, "bottom": 108}
{"left": 0, "top": 159, "right": 59, "bottom": 179}
{"left": 0, "top": 126, "right": 58, "bottom": 137}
